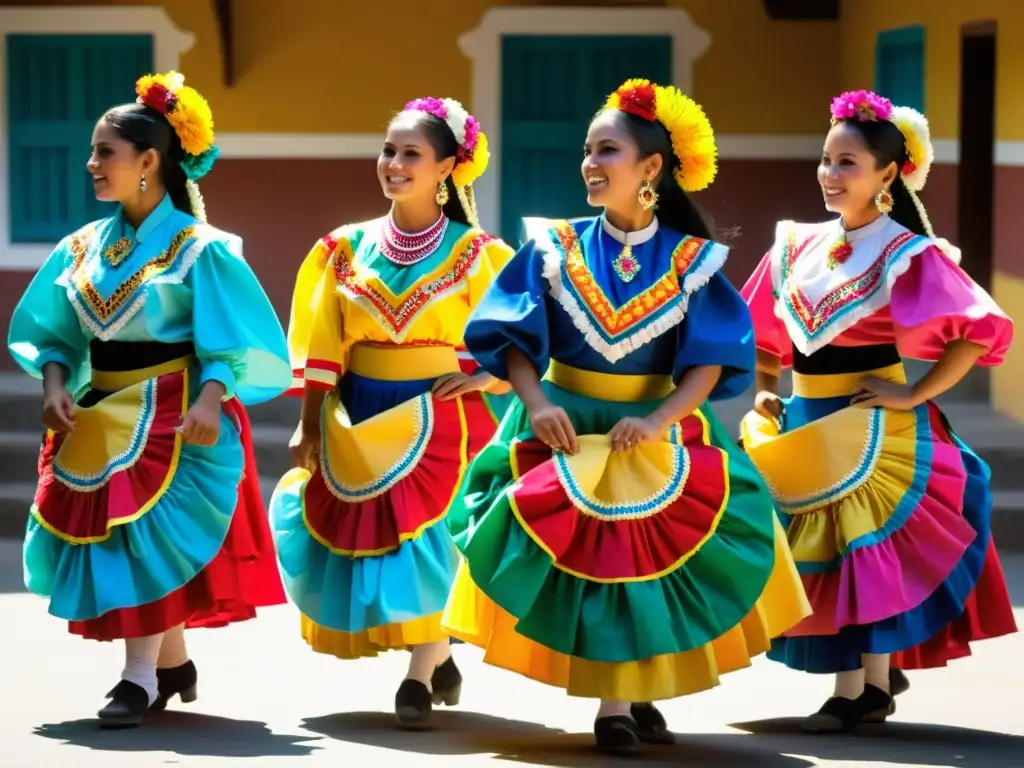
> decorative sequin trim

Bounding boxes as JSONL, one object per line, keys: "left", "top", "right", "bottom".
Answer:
{"left": 767, "top": 408, "right": 885, "bottom": 514}
{"left": 66, "top": 224, "right": 204, "bottom": 340}
{"left": 52, "top": 378, "right": 158, "bottom": 492}
{"left": 318, "top": 394, "right": 433, "bottom": 502}
{"left": 553, "top": 445, "right": 690, "bottom": 521}
{"left": 334, "top": 233, "right": 494, "bottom": 342}
{"left": 538, "top": 218, "right": 728, "bottom": 363}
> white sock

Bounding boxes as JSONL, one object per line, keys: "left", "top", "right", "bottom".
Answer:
{"left": 405, "top": 640, "right": 449, "bottom": 689}
{"left": 862, "top": 653, "right": 891, "bottom": 694}
{"left": 122, "top": 633, "right": 164, "bottom": 705}
{"left": 157, "top": 624, "right": 189, "bottom": 669}
{"left": 833, "top": 669, "right": 865, "bottom": 700}
{"left": 597, "top": 699, "right": 631, "bottom": 719}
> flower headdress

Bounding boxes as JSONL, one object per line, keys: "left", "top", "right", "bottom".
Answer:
{"left": 828, "top": 90, "right": 951, "bottom": 258}
{"left": 403, "top": 97, "right": 489, "bottom": 190}
{"left": 604, "top": 79, "right": 718, "bottom": 193}
{"left": 136, "top": 71, "right": 219, "bottom": 221}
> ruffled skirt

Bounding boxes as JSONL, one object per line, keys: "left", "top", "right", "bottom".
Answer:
{"left": 271, "top": 344, "right": 496, "bottom": 659}
{"left": 442, "top": 361, "right": 811, "bottom": 701}
{"left": 24, "top": 362, "right": 285, "bottom": 641}
{"left": 740, "top": 363, "right": 1017, "bottom": 673}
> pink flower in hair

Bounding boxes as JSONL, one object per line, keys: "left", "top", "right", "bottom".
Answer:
{"left": 462, "top": 115, "right": 481, "bottom": 152}
{"left": 830, "top": 90, "right": 893, "bottom": 123}
{"left": 404, "top": 96, "right": 447, "bottom": 120}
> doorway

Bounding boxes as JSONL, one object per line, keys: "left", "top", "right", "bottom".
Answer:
{"left": 957, "top": 21, "right": 996, "bottom": 291}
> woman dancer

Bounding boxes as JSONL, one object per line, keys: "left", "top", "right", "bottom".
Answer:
{"left": 272, "top": 97, "right": 513, "bottom": 729}
{"left": 8, "top": 71, "right": 292, "bottom": 727}
{"left": 440, "top": 79, "right": 811, "bottom": 755}
{"left": 740, "top": 90, "right": 1017, "bottom": 733}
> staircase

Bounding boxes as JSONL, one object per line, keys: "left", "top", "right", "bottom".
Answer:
{"left": 1, "top": 369, "right": 1022, "bottom": 552}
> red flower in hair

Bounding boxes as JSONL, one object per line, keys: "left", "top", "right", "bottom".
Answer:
{"left": 139, "top": 83, "right": 177, "bottom": 115}
{"left": 616, "top": 84, "right": 657, "bottom": 121}
{"left": 902, "top": 160, "right": 917, "bottom": 177}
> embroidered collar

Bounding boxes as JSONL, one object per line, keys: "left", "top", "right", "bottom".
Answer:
{"left": 841, "top": 214, "right": 891, "bottom": 244}
{"left": 601, "top": 214, "right": 658, "bottom": 246}
{"left": 117, "top": 193, "right": 176, "bottom": 244}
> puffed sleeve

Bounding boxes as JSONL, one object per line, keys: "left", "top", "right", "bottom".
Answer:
{"left": 464, "top": 234, "right": 551, "bottom": 381}
{"left": 461, "top": 235, "right": 515, "bottom": 375}
{"left": 7, "top": 235, "right": 91, "bottom": 395}
{"left": 186, "top": 232, "right": 291, "bottom": 405}
{"left": 890, "top": 245, "right": 1013, "bottom": 365}
{"left": 740, "top": 250, "right": 792, "bottom": 367}
{"left": 299, "top": 255, "right": 347, "bottom": 392}
{"left": 674, "top": 272, "right": 755, "bottom": 401}
{"left": 285, "top": 233, "right": 338, "bottom": 395}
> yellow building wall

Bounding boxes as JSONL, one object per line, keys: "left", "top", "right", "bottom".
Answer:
{"left": 840, "top": 0, "right": 1024, "bottom": 141}
{"left": 12, "top": 0, "right": 838, "bottom": 135}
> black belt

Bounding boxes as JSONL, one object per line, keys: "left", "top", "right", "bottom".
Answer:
{"left": 89, "top": 340, "right": 195, "bottom": 373}
{"left": 792, "top": 343, "right": 900, "bottom": 375}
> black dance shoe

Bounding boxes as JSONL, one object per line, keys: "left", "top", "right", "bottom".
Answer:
{"left": 151, "top": 660, "right": 199, "bottom": 712}
{"left": 395, "top": 679, "right": 433, "bottom": 730}
{"left": 594, "top": 715, "right": 641, "bottom": 755}
{"left": 97, "top": 680, "right": 151, "bottom": 728}
{"left": 630, "top": 702, "right": 676, "bottom": 744}
{"left": 430, "top": 655, "right": 462, "bottom": 707}
{"left": 802, "top": 683, "right": 894, "bottom": 733}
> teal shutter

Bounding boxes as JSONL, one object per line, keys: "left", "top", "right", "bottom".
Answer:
{"left": 7, "top": 34, "right": 154, "bottom": 243}
{"left": 500, "top": 35, "right": 672, "bottom": 244}
{"left": 874, "top": 26, "right": 925, "bottom": 113}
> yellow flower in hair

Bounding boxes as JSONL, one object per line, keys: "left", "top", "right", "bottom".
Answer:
{"left": 451, "top": 130, "right": 489, "bottom": 189}
{"left": 135, "top": 70, "right": 215, "bottom": 157}
{"left": 605, "top": 78, "right": 718, "bottom": 192}
{"left": 889, "top": 105, "right": 933, "bottom": 192}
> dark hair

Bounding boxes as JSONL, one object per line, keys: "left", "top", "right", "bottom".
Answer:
{"left": 840, "top": 118, "right": 929, "bottom": 237}
{"left": 103, "top": 103, "right": 193, "bottom": 216}
{"left": 391, "top": 111, "right": 474, "bottom": 227}
{"left": 604, "top": 110, "right": 717, "bottom": 240}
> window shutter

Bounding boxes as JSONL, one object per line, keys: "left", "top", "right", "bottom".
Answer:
{"left": 874, "top": 27, "right": 925, "bottom": 114}
{"left": 6, "top": 34, "right": 154, "bottom": 243}
{"left": 499, "top": 35, "right": 672, "bottom": 244}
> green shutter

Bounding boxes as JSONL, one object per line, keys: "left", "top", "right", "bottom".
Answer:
{"left": 874, "top": 26, "right": 925, "bottom": 113}
{"left": 500, "top": 35, "right": 672, "bottom": 244}
{"left": 7, "top": 34, "right": 154, "bottom": 243}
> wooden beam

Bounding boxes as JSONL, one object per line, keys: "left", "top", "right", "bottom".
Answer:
{"left": 763, "top": 0, "right": 839, "bottom": 21}
{"left": 212, "top": 0, "right": 235, "bottom": 87}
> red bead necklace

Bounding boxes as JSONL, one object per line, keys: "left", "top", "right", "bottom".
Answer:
{"left": 380, "top": 213, "right": 448, "bottom": 265}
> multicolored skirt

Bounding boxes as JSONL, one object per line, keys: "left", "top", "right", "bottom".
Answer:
{"left": 271, "top": 344, "right": 496, "bottom": 659}
{"left": 740, "top": 362, "right": 1018, "bottom": 673}
{"left": 441, "top": 360, "right": 811, "bottom": 701}
{"left": 24, "top": 354, "right": 285, "bottom": 641}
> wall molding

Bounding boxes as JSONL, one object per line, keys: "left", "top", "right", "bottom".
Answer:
{"left": 0, "top": 6, "right": 195, "bottom": 271}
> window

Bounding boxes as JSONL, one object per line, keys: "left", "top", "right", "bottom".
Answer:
{"left": 499, "top": 35, "right": 671, "bottom": 242}
{"left": 874, "top": 26, "right": 925, "bottom": 113}
{"left": 6, "top": 34, "right": 153, "bottom": 243}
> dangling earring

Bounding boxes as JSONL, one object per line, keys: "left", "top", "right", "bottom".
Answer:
{"left": 874, "top": 187, "right": 893, "bottom": 214}
{"left": 140, "top": 173, "right": 148, "bottom": 193}
{"left": 436, "top": 180, "right": 449, "bottom": 206}
{"left": 638, "top": 178, "right": 659, "bottom": 210}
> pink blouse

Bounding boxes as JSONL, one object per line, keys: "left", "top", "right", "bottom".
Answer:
{"left": 741, "top": 217, "right": 1013, "bottom": 369}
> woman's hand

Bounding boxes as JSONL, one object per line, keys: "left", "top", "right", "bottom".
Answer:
{"left": 178, "top": 400, "right": 221, "bottom": 446}
{"left": 432, "top": 372, "right": 490, "bottom": 401}
{"left": 529, "top": 403, "right": 579, "bottom": 455}
{"left": 41, "top": 387, "right": 76, "bottom": 433}
{"left": 608, "top": 416, "right": 663, "bottom": 452}
{"left": 850, "top": 377, "right": 918, "bottom": 411}
{"left": 754, "top": 390, "right": 784, "bottom": 421}
{"left": 288, "top": 421, "right": 321, "bottom": 472}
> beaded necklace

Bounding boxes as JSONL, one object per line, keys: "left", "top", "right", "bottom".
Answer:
{"left": 380, "top": 213, "right": 449, "bottom": 265}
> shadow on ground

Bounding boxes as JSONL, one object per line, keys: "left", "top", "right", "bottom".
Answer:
{"left": 34, "top": 712, "right": 321, "bottom": 758}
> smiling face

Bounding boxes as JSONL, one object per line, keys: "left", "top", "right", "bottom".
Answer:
{"left": 87, "top": 119, "right": 157, "bottom": 204}
{"left": 818, "top": 121, "right": 897, "bottom": 222}
{"left": 378, "top": 112, "right": 455, "bottom": 204}
{"left": 581, "top": 110, "right": 662, "bottom": 220}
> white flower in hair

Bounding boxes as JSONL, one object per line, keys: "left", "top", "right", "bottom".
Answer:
{"left": 890, "top": 106, "right": 933, "bottom": 192}
{"left": 440, "top": 98, "right": 470, "bottom": 146}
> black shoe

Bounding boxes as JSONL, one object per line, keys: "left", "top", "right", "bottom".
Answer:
{"left": 594, "top": 715, "right": 641, "bottom": 755}
{"left": 430, "top": 656, "right": 462, "bottom": 707}
{"left": 151, "top": 660, "right": 198, "bottom": 712}
{"left": 98, "top": 680, "right": 151, "bottom": 728}
{"left": 395, "top": 679, "right": 433, "bottom": 730}
{"left": 863, "top": 668, "right": 910, "bottom": 723}
{"left": 802, "top": 684, "right": 893, "bottom": 734}
{"left": 630, "top": 702, "right": 676, "bottom": 745}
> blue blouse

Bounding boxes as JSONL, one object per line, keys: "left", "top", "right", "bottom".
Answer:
{"left": 464, "top": 215, "right": 754, "bottom": 401}
{"left": 8, "top": 194, "right": 291, "bottom": 404}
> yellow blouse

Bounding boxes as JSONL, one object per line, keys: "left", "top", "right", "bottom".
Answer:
{"left": 288, "top": 218, "right": 514, "bottom": 391}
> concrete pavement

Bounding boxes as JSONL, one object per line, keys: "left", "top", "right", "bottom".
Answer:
{"left": 1, "top": 539, "right": 1022, "bottom": 768}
